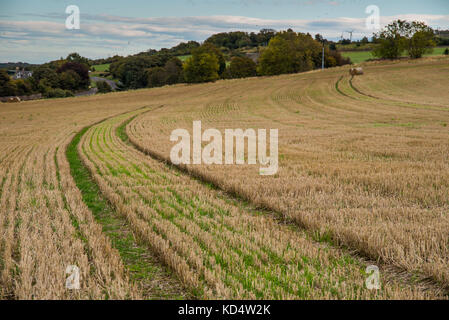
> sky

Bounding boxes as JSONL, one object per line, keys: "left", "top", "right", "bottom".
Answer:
{"left": 1, "top": 0, "right": 448, "bottom": 63}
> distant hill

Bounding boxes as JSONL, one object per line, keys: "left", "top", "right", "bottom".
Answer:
{"left": 0, "top": 62, "right": 38, "bottom": 71}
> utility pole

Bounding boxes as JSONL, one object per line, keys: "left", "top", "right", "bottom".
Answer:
{"left": 346, "top": 30, "right": 354, "bottom": 42}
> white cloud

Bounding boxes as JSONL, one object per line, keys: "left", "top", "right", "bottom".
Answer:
{"left": 1, "top": 12, "right": 449, "bottom": 63}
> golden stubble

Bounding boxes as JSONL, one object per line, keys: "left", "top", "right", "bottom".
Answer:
{"left": 127, "top": 57, "right": 449, "bottom": 290}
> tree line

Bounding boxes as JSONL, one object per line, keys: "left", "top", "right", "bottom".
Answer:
{"left": 373, "top": 20, "right": 437, "bottom": 59}
{"left": 0, "top": 53, "right": 90, "bottom": 98}
{"left": 109, "top": 29, "right": 350, "bottom": 88}
{"left": 104, "top": 21, "right": 442, "bottom": 90}
{"left": 1, "top": 21, "right": 442, "bottom": 98}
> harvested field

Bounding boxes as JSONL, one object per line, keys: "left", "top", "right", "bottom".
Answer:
{"left": 126, "top": 57, "right": 449, "bottom": 290}
{"left": 78, "top": 108, "right": 441, "bottom": 299}
{"left": 1, "top": 57, "right": 448, "bottom": 299}
{"left": 0, "top": 96, "right": 185, "bottom": 299}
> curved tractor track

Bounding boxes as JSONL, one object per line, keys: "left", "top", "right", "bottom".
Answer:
{"left": 75, "top": 107, "right": 443, "bottom": 299}
{"left": 126, "top": 58, "right": 449, "bottom": 293}
{"left": 1, "top": 57, "right": 448, "bottom": 299}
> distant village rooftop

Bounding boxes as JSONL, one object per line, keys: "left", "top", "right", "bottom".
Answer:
{"left": 10, "top": 67, "right": 33, "bottom": 80}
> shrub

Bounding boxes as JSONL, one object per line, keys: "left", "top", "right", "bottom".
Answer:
{"left": 163, "top": 58, "right": 183, "bottom": 85}
{"left": 57, "top": 62, "right": 90, "bottom": 89}
{"left": 145, "top": 57, "right": 183, "bottom": 88}
{"left": 0, "top": 69, "right": 17, "bottom": 96}
{"left": 96, "top": 81, "right": 112, "bottom": 93}
{"left": 14, "top": 79, "right": 34, "bottom": 96}
{"left": 228, "top": 56, "right": 257, "bottom": 78}
{"left": 32, "top": 66, "right": 59, "bottom": 88}
{"left": 58, "top": 70, "right": 81, "bottom": 91}
{"left": 146, "top": 67, "right": 167, "bottom": 88}
{"left": 45, "top": 88, "right": 73, "bottom": 98}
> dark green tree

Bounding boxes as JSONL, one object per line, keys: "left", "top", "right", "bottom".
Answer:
{"left": 0, "top": 70, "right": 17, "bottom": 96}
{"left": 406, "top": 21, "right": 436, "bottom": 58}
{"left": 372, "top": 20, "right": 408, "bottom": 59}
{"left": 257, "top": 31, "right": 319, "bottom": 76}
{"left": 373, "top": 20, "right": 435, "bottom": 59}
{"left": 14, "top": 79, "right": 34, "bottom": 96}
{"left": 96, "top": 81, "right": 112, "bottom": 93}
{"left": 163, "top": 57, "right": 183, "bottom": 84}
{"left": 66, "top": 53, "right": 90, "bottom": 67}
{"left": 57, "top": 62, "right": 90, "bottom": 89}
{"left": 58, "top": 70, "right": 81, "bottom": 90}
{"left": 228, "top": 56, "right": 257, "bottom": 78}
{"left": 146, "top": 67, "right": 167, "bottom": 88}
{"left": 32, "top": 66, "right": 60, "bottom": 88}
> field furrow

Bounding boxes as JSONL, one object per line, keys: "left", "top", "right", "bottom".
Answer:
{"left": 78, "top": 108, "right": 443, "bottom": 299}
{"left": 0, "top": 97, "right": 148, "bottom": 299}
{"left": 1, "top": 57, "right": 448, "bottom": 299}
{"left": 126, "top": 58, "right": 449, "bottom": 290}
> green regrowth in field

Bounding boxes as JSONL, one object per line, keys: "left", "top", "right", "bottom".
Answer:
{"left": 76, "top": 107, "right": 438, "bottom": 300}
{"left": 67, "top": 124, "right": 189, "bottom": 300}
{"left": 2, "top": 56, "right": 449, "bottom": 300}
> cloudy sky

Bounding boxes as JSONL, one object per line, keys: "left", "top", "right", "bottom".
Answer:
{"left": 1, "top": 0, "right": 448, "bottom": 63}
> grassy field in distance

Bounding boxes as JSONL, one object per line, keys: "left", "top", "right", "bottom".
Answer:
{"left": 342, "top": 46, "right": 449, "bottom": 64}
{"left": 92, "top": 63, "right": 110, "bottom": 72}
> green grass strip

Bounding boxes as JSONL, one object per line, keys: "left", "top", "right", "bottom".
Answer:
{"left": 67, "top": 124, "right": 190, "bottom": 300}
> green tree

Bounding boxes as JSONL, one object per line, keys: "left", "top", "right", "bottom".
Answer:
{"left": 193, "top": 43, "right": 226, "bottom": 75}
{"left": 373, "top": 20, "right": 435, "bottom": 59}
{"left": 58, "top": 70, "right": 81, "bottom": 90}
{"left": 96, "top": 81, "right": 112, "bottom": 93}
{"left": 315, "top": 34, "right": 324, "bottom": 43}
{"left": 145, "top": 57, "right": 183, "bottom": 88}
{"left": 228, "top": 56, "right": 257, "bottom": 78}
{"left": 57, "top": 62, "right": 90, "bottom": 89}
{"left": 66, "top": 53, "right": 90, "bottom": 67}
{"left": 163, "top": 57, "right": 183, "bottom": 84}
{"left": 406, "top": 21, "right": 436, "bottom": 58}
{"left": 110, "top": 55, "right": 169, "bottom": 89}
{"left": 257, "top": 36, "right": 294, "bottom": 75}
{"left": 372, "top": 20, "right": 408, "bottom": 59}
{"left": 0, "top": 70, "right": 17, "bottom": 96}
{"left": 361, "top": 36, "right": 369, "bottom": 45}
{"left": 14, "top": 79, "right": 34, "bottom": 96}
{"left": 183, "top": 52, "right": 220, "bottom": 83}
{"left": 146, "top": 67, "right": 167, "bottom": 88}
{"left": 257, "top": 31, "right": 318, "bottom": 76}
{"left": 206, "top": 31, "right": 253, "bottom": 50}
{"left": 32, "top": 66, "right": 60, "bottom": 88}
